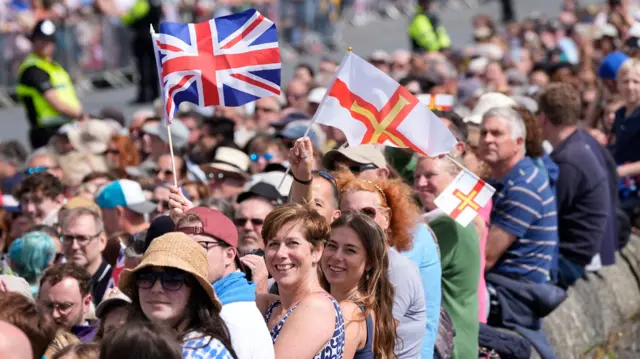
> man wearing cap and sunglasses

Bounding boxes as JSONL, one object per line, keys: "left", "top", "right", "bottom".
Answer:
{"left": 17, "top": 20, "right": 86, "bottom": 150}
{"left": 176, "top": 207, "right": 274, "bottom": 359}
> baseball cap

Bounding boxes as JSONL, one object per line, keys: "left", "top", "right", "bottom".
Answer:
{"left": 179, "top": 207, "right": 238, "bottom": 247}
{"left": 95, "top": 290, "right": 132, "bottom": 319}
{"left": 0, "top": 275, "right": 33, "bottom": 301}
{"left": 277, "top": 122, "right": 321, "bottom": 148}
{"left": 323, "top": 144, "right": 387, "bottom": 171}
{"left": 95, "top": 180, "right": 156, "bottom": 214}
{"left": 143, "top": 120, "right": 190, "bottom": 150}
{"left": 598, "top": 51, "right": 629, "bottom": 80}
{"left": 463, "top": 92, "right": 517, "bottom": 125}
{"left": 30, "top": 19, "right": 56, "bottom": 42}
{"left": 237, "top": 182, "right": 285, "bottom": 205}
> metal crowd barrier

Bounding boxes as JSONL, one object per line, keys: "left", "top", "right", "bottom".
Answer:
{"left": 0, "top": 16, "right": 135, "bottom": 108}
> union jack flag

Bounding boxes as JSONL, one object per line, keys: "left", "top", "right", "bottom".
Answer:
{"left": 152, "top": 9, "right": 281, "bottom": 123}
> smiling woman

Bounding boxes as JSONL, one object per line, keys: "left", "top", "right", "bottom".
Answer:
{"left": 259, "top": 203, "right": 345, "bottom": 358}
{"left": 118, "top": 232, "right": 237, "bottom": 359}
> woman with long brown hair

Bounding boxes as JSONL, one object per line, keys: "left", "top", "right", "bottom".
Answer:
{"left": 321, "top": 212, "right": 396, "bottom": 358}
{"left": 333, "top": 167, "right": 432, "bottom": 358}
{"left": 104, "top": 135, "right": 140, "bottom": 178}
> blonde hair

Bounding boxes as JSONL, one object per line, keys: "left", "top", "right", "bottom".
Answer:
{"left": 44, "top": 331, "right": 81, "bottom": 359}
{"left": 617, "top": 58, "right": 640, "bottom": 78}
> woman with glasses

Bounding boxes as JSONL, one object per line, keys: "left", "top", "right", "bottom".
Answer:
{"left": 334, "top": 168, "right": 437, "bottom": 359}
{"left": 118, "top": 232, "right": 237, "bottom": 358}
{"left": 257, "top": 204, "right": 345, "bottom": 358}
{"left": 321, "top": 212, "right": 397, "bottom": 358}
{"left": 7, "top": 231, "right": 57, "bottom": 296}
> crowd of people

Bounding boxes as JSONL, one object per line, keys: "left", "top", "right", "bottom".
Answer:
{"left": 0, "top": 0, "right": 640, "bottom": 358}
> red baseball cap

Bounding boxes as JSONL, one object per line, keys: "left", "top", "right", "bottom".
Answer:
{"left": 179, "top": 207, "right": 238, "bottom": 248}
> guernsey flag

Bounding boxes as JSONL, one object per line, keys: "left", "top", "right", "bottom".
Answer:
{"left": 314, "top": 52, "right": 457, "bottom": 156}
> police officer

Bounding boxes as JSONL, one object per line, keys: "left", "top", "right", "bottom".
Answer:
{"left": 408, "top": 0, "right": 451, "bottom": 53}
{"left": 17, "top": 19, "right": 86, "bottom": 150}
{"left": 96, "top": 0, "right": 162, "bottom": 104}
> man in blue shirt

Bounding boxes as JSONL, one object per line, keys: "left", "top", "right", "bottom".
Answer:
{"left": 479, "top": 106, "right": 558, "bottom": 284}
{"left": 538, "top": 83, "right": 614, "bottom": 288}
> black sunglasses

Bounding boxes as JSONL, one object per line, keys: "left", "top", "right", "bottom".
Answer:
{"left": 233, "top": 217, "right": 265, "bottom": 227}
{"left": 152, "top": 168, "right": 173, "bottom": 176}
{"left": 348, "top": 164, "right": 378, "bottom": 173}
{"left": 135, "top": 269, "right": 190, "bottom": 291}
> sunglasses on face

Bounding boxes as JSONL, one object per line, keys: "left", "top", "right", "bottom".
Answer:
{"left": 135, "top": 269, "right": 189, "bottom": 291}
{"left": 104, "top": 149, "right": 120, "bottom": 155}
{"left": 24, "top": 166, "right": 49, "bottom": 175}
{"left": 233, "top": 217, "right": 265, "bottom": 227}
{"left": 250, "top": 153, "right": 274, "bottom": 162}
{"left": 349, "top": 164, "right": 378, "bottom": 174}
{"left": 206, "top": 171, "right": 246, "bottom": 185}
{"left": 152, "top": 168, "right": 173, "bottom": 176}
{"left": 345, "top": 207, "right": 378, "bottom": 218}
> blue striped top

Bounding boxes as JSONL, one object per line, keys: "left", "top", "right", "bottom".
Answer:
{"left": 490, "top": 157, "right": 559, "bottom": 283}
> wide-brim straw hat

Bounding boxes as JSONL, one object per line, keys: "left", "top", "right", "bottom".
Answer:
{"left": 118, "top": 232, "right": 221, "bottom": 312}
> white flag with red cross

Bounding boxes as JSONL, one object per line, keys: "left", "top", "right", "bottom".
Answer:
{"left": 434, "top": 167, "right": 495, "bottom": 227}
{"left": 417, "top": 94, "right": 454, "bottom": 111}
{"left": 313, "top": 51, "right": 457, "bottom": 157}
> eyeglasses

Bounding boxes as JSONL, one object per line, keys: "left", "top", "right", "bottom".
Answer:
{"left": 24, "top": 166, "right": 49, "bottom": 175}
{"left": 349, "top": 164, "right": 378, "bottom": 174}
{"left": 233, "top": 217, "right": 265, "bottom": 227}
{"left": 206, "top": 171, "right": 246, "bottom": 185}
{"left": 196, "top": 240, "right": 227, "bottom": 251}
{"left": 152, "top": 168, "right": 173, "bottom": 177}
{"left": 40, "top": 301, "right": 76, "bottom": 314}
{"left": 61, "top": 232, "right": 102, "bottom": 246}
{"left": 104, "top": 149, "right": 120, "bottom": 155}
{"left": 135, "top": 270, "right": 188, "bottom": 291}
{"left": 345, "top": 207, "right": 378, "bottom": 218}
{"left": 250, "top": 153, "right": 274, "bottom": 162}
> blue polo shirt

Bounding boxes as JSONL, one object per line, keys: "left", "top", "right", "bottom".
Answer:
{"left": 490, "top": 157, "right": 559, "bottom": 283}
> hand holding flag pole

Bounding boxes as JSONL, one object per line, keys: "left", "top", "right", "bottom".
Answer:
{"left": 150, "top": 24, "right": 178, "bottom": 187}
{"left": 276, "top": 47, "right": 354, "bottom": 191}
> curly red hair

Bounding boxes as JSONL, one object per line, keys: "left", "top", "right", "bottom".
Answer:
{"left": 333, "top": 167, "right": 421, "bottom": 252}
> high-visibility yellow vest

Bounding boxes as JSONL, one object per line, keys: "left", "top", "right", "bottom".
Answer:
{"left": 408, "top": 8, "right": 451, "bottom": 52}
{"left": 121, "top": 0, "right": 151, "bottom": 26}
{"left": 16, "top": 54, "right": 80, "bottom": 128}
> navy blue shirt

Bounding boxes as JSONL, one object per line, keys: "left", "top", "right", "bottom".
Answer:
{"left": 490, "top": 157, "right": 559, "bottom": 283}
{"left": 612, "top": 106, "right": 640, "bottom": 165}
{"left": 580, "top": 130, "right": 620, "bottom": 266}
{"left": 551, "top": 129, "right": 610, "bottom": 266}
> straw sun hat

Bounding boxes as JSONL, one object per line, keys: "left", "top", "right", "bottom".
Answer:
{"left": 118, "top": 232, "right": 221, "bottom": 312}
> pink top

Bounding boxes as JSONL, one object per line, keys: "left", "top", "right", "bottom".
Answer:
{"left": 477, "top": 199, "right": 491, "bottom": 323}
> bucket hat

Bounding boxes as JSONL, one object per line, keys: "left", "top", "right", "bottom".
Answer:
{"left": 118, "top": 232, "right": 221, "bottom": 312}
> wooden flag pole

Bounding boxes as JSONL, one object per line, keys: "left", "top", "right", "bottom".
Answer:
{"left": 150, "top": 24, "right": 178, "bottom": 188}
{"left": 276, "top": 47, "right": 353, "bottom": 191}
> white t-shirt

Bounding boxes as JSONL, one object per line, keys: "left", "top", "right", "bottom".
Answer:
{"left": 220, "top": 301, "right": 275, "bottom": 359}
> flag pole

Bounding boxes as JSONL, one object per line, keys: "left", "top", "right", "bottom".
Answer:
{"left": 150, "top": 24, "right": 179, "bottom": 188}
{"left": 445, "top": 153, "right": 465, "bottom": 170}
{"left": 277, "top": 47, "right": 353, "bottom": 191}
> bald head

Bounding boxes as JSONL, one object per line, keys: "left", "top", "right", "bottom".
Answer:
{"left": 0, "top": 321, "right": 33, "bottom": 359}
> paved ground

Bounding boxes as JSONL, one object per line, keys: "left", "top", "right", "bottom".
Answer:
{"left": 0, "top": 0, "right": 597, "bottom": 148}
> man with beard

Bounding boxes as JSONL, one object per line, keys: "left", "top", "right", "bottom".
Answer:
{"left": 37, "top": 263, "right": 97, "bottom": 342}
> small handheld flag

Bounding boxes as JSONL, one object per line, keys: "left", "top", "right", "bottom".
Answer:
{"left": 434, "top": 164, "right": 495, "bottom": 227}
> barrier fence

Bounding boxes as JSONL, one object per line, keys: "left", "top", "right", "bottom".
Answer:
{"left": 0, "top": 0, "right": 413, "bottom": 107}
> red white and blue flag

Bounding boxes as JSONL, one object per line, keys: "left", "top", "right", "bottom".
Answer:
{"left": 152, "top": 9, "right": 281, "bottom": 123}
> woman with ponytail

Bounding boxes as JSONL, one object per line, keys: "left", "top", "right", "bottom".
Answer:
{"left": 321, "top": 212, "right": 397, "bottom": 359}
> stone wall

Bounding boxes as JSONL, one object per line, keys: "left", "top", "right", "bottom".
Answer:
{"left": 543, "top": 235, "right": 640, "bottom": 358}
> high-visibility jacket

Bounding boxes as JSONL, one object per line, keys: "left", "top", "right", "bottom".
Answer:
{"left": 16, "top": 54, "right": 80, "bottom": 128}
{"left": 121, "top": 0, "right": 151, "bottom": 26}
{"left": 408, "top": 7, "right": 451, "bottom": 52}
